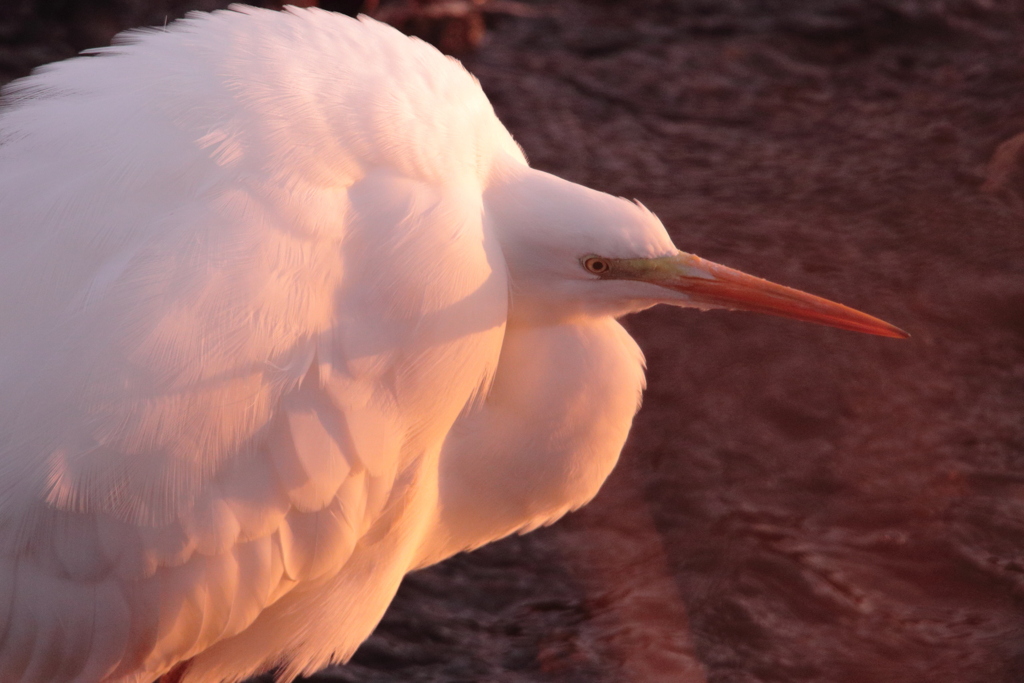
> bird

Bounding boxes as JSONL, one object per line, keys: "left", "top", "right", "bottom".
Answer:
{"left": 0, "top": 5, "right": 906, "bottom": 683}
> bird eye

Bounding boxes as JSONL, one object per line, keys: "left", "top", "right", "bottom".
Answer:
{"left": 583, "top": 257, "right": 610, "bottom": 275}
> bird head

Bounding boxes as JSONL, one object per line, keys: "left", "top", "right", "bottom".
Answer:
{"left": 486, "top": 164, "right": 907, "bottom": 338}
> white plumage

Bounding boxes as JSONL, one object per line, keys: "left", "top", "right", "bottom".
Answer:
{"left": 0, "top": 6, "right": 905, "bottom": 682}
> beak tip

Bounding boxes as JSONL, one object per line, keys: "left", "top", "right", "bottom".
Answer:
{"left": 829, "top": 317, "right": 909, "bottom": 340}
{"left": 885, "top": 325, "right": 911, "bottom": 340}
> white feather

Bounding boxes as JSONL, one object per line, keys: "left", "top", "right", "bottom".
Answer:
{"left": 0, "top": 4, "right": 703, "bottom": 681}
{"left": 0, "top": 6, "right": 511, "bottom": 680}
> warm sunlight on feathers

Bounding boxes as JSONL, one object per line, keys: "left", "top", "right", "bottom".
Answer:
{"left": 0, "top": 6, "right": 904, "bottom": 683}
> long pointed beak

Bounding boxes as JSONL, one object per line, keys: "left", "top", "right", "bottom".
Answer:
{"left": 607, "top": 251, "right": 908, "bottom": 339}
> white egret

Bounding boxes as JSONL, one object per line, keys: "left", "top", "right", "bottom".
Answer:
{"left": 0, "top": 6, "right": 906, "bottom": 683}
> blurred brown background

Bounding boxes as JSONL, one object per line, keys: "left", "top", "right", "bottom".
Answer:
{"left": 4, "top": 1, "right": 1024, "bottom": 682}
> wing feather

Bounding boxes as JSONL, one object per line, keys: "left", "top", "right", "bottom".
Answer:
{"left": 193, "top": 553, "right": 241, "bottom": 651}
{"left": 51, "top": 514, "right": 109, "bottom": 581}
{"left": 107, "top": 580, "right": 160, "bottom": 681}
{"left": 0, "top": 175, "right": 507, "bottom": 681}
{"left": 270, "top": 388, "right": 354, "bottom": 513}
{"left": 181, "top": 490, "right": 242, "bottom": 557}
{"left": 222, "top": 536, "right": 276, "bottom": 636}
{"left": 277, "top": 498, "right": 357, "bottom": 583}
{"left": 219, "top": 449, "right": 292, "bottom": 544}
{"left": 150, "top": 561, "right": 207, "bottom": 671}
{"left": 0, "top": 7, "right": 514, "bottom": 681}
{"left": 75, "top": 582, "right": 131, "bottom": 682}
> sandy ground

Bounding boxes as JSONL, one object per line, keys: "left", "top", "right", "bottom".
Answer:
{"left": 4, "top": 1, "right": 1024, "bottom": 682}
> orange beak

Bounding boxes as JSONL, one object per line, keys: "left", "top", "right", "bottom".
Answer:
{"left": 605, "top": 251, "right": 908, "bottom": 339}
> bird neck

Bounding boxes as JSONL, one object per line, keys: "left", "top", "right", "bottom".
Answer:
{"left": 414, "top": 317, "right": 646, "bottom": 568}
